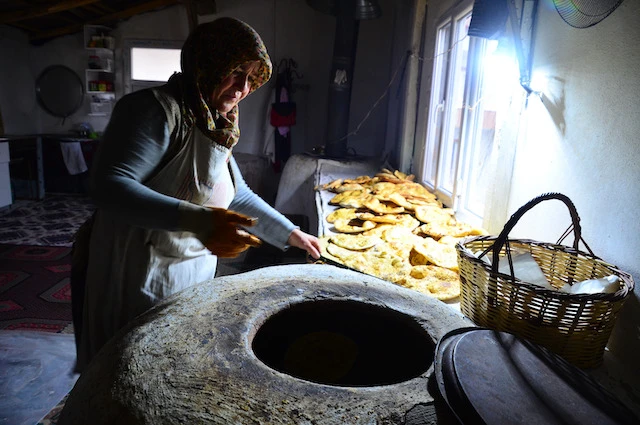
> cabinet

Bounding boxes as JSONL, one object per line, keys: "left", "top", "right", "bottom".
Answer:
{"left": 0, "top": 142, "right": 11, "bottom": 208}
{"left": 83, "top": 25, "right": 115, "bottom": 116}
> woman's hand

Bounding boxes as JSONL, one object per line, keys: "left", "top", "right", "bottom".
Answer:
{"left": 287, "top": 229, "right": 321, "bottom": 260}
{"left": 203, "top": 208, "right": 262, "bottom": 258}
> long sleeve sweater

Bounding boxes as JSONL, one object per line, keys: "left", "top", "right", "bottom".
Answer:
{"left": 89, "top": 89, "right": 296, "bottom": 250}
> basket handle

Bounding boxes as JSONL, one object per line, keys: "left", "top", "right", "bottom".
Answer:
{"left": 488, "top": 192, "right": 590, "bottom": 275}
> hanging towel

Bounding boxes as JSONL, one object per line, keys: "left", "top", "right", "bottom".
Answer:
{"left": 60, "top": 142, "right": 88, "bottom": 175}
{"left": 274, "top": 86, "right": 292, "bottom": 136}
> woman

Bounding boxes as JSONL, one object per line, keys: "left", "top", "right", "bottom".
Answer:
{"left": 73, "top": 17, "right": 320, "bottom": 371}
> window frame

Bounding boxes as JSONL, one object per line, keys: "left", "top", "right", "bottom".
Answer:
{"left": 122, "top": 39, "right": 183, "bottom": 94}
{"left": 415, "top": 0, "right": 507, "bottom": 227}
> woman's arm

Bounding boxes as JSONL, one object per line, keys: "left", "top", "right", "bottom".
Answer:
{"left": 228, "top": 157, "right": 320, "bottom": 258}
{"left": 90, "top": 90, "right": 211, "bottom": 233}
{"left": 227, "top": 156, "right": 296, "bottom": 249}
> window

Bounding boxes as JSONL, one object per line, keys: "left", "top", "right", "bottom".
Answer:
{"left": 417, "top": 3, "right": 518, "bottom": 227}
{"left": 123, "top": 39, "right": 183, "bottom": 94}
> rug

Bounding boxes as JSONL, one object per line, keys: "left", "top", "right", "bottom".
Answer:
{"left": 0, "top": 244, "right": 73, "bottom": 332}
{"left": 0, "top": 194, "right": 94, "bottom": 247}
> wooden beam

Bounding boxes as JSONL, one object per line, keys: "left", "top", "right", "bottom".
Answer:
{"left": 88, "top": 0, "right": 183, "bottom": 23}
{"left": 29, "top": 0, "right": 182, "bottom": 42}
{"left": 6, "top": 21, "right": 39, "bottom": 33}
{"left": 0, "top": 0, "right": 101, "bottom": 24}
{"left": 93, "top": 2, "right": 116, "bottom": 13}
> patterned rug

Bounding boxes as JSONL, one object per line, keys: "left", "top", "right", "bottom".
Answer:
{"left": 0, "top": 244, "right": 73, "bottom": 332}
{"left": 0, "top": 194, "right": 95, "bottom": 247}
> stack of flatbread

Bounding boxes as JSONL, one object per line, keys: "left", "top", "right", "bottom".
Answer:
{"left": 317, "top": 169, "right": 488, "bottom": 302}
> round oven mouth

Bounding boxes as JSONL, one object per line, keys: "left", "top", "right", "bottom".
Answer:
{"left": 252, "top": 299, "right": 435, "bottom": 387}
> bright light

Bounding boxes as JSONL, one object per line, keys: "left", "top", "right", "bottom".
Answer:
{"left": 484, "top": 39, "right": 519, "bottom": 97}
{"left": 530, "top": 72, "right": 548, "bottom": 95}
{"left": 131, "top": 47, "right": 181, "bottom": 82}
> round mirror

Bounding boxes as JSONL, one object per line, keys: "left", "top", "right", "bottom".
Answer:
{"left": 35, "top": 65, "right": 84, "bottom": 118}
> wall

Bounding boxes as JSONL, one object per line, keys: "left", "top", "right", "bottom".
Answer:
{"left": 0, "top": 1, "right": 403, "bottom": 162}
{"left": 201, "top": 0, "right": 398, "bottom": 158}
{"left": 508, "top": 0, "right": 640, "bottom": 282}
{"left": 0, "top": 26, "right": 40, "bottom": 134}
{"left": 0, "top": 6, "right": 190, "bottom": 136}
{"left": 507, "top": 0, "right": 640, "bottom": 380}
{"left": 410, "top": 0, "right": 640, "bottom": 412}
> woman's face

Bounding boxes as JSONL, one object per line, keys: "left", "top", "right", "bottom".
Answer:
{"left": 211, "top": 61, "right": 260, "bottom": 115}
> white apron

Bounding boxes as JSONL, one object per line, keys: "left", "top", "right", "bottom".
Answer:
{"left": 78, "top": 127, "right": 234, "bottom": 369}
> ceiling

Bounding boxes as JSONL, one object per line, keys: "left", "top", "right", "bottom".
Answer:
{"left": 0, "top": 0, "right": 216, "bottom": 44}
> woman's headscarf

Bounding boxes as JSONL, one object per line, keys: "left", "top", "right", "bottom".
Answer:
{"left": 171, "top": 17, "right": 272, "bottom": 149}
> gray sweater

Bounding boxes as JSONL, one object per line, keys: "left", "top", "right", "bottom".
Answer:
{"left": 89, "top": 88, "right": 296, "bottom": 250}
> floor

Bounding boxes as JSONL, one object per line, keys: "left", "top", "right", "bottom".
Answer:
{"left": 0, "top": 194, "right": 308, "bottom": 425}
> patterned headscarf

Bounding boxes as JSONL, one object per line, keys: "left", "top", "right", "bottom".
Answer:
{"left": 173, "top": 17, "right": 272, "bottom": 148}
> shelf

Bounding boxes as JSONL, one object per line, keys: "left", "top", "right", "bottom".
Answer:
{"left": 84, "top": 24, "right": 115, "bottom": 117}
{"left": 86, "top": 68, "right": 113, "bottom": 73}
{"left": 85, "top": 47, "right": 114, "bottom": 54}
{"left": 84, "top": 25, "right": 114, "bottom": 49}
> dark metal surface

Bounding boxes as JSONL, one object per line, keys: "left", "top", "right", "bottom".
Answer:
{"left": 435, "top": 328, "right": 639, "bottom": 425}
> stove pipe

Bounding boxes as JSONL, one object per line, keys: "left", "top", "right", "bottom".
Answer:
{"left": 325, "top": 0, "right": 359, "bottom": 158}
{"left": 307, "top": 0, "right": 382, "bottom": 159}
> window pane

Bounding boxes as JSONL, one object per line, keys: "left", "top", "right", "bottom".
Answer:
{"left": 464, "top": 40, "right": 497, "bottom": 216}
{"left": 438, "top": 14, "right": 471, "bottom": 195}
{"left": 423, "top": 24, "right": 451, "bottom": 186}
{"left": 463, "top": 39, "right": 517, "bottom": 218}
{"left": 131, "top": 47, "right": 181, "bottom": 82}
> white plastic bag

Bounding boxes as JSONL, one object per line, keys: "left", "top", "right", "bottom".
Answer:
{"left": 559, "top": 275, "right": 620, "bottom": 295}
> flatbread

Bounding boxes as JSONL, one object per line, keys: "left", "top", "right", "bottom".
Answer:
{"left": 339, "top": 194, "right": 373, "bottom": 209}
{"left": 386, "top": 192, "right": 415, "bottom": 211}
{"left": 343, "top": 175, "right": 372, "bottom": 184}
{"left": 363, "top": 197, "right": 404, "bottom": 214}
{"left": 409, "top": 237, "right": 459, "bottom": 271}
{"left": 326, "top": 208, "right": 359, "bottom": 223}
{"left": 356, "top": 212, "right": 419, "bottom": 230}
{"left": 318, "top": 179, "right": 343, "bottom": 192}
{"left": 333, "top": 218, "right": 377, "bottom": 234}
{"left": 334, "top": 183, "right": 365, "bottom": 193}
{"left": 361, "top": 223, "right": 396, "bottom": 237}
{"left": 371, "top": 182, "right": 398, "bottom": 195}
{"left": 438, "top": 235, "right": 466, "bottom": 246}
{"left": 330, "top": 233, "right": 382, "bottom": 251}
{"left": 325, "top": 242, "right": 361, "bottom": 261}
{"left": 342, "top": 249, "right": 411, "bottom": 284}
{"left": 397, "top": 182, "right": 437, "bottom": 199}
{"left": 372, "top": 240, "right": 414, "bottom": 259}
{"left": 318, "top": 236, "right": 341, "bottom": 263}
{"left": 414, "top": 205, "right": 455, "bottom": 224}
{"left": 329, "top": 189, "right": 370, "bottom": 205}
{"left": 404, "top": 196, "right": 442, "bottom": 208}
{"left": 401, "top": 265, "right": 461, "bottom": 301}
{"left": 356, "top": 212, "right": 406, "bottom": 224}
{"left": 415, "top": 221, "right": 488, "bottom": 239}
{"left": 394, "top": 214, "right": 421, "bottom": 230}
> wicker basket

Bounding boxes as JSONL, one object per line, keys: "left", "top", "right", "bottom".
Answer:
{"left": 456, "top": 193, "right": 634, "bottom": 369}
